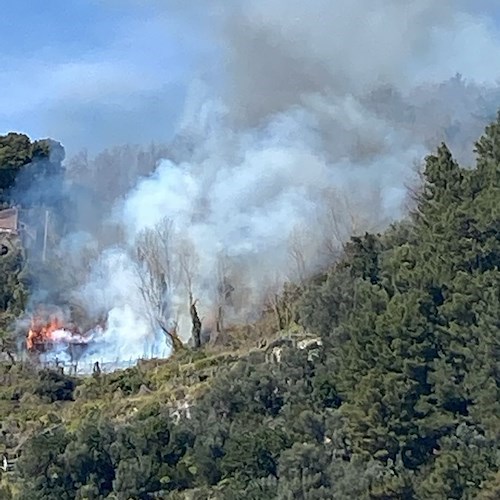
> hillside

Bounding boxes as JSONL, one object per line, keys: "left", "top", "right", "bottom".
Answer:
{"left": 0, "top": 115, "right": 499, "bottom": 499}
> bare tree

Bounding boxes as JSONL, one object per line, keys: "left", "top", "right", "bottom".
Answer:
{"left": 288, "top": 226, "right": 308, "bottom": 284}
{"left": 134, "top": 218, "right": 183, "bottom": 352}
{"left": 211, "top": 253, "right": 236, "bottom": 343}
{"left": 317, "top": 188, "right": 380, "bottom": 262}
{"left": 177, "top": 238, "right": 203, "bottom": 348}
{"left": 322, "top": 191, "right": 356, "bottom": 256}
{"left": 263, "top": 273, "right": 287, "bottom": 333}
{"left": 178, "top": 238, "right": 197, "bottom": 301}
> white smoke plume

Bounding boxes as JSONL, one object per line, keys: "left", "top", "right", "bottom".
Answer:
{"left": 27, "top": 1, "right": 500, "bottom": 367}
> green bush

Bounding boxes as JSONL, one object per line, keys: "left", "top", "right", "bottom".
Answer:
{"left": 34, "top": 369, "right": 78, "bottom": 403}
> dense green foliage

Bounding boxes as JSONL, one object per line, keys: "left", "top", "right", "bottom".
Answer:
{"left": 0, "top": 133, "right": 64, "bottom": 202}
{"left": 1, "top": 116, "right": 500, "bottom": 498}
{"left": 0, "top": 241, "right": 28, "bottom": 355}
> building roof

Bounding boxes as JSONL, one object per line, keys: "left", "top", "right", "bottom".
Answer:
{"left": 0, "top": 207, "right": 18, "bottom": 233}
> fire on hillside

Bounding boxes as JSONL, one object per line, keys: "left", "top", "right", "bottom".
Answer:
{"left": 25, "top": 308, "right": 105, "bottom": 362}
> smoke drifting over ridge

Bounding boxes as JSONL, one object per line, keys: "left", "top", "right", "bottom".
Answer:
{"left": 24, "top": 1, "right": 500, "bottom": 367}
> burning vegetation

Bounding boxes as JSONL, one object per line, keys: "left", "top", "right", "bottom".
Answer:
{"left": 25, "top": 307, "right": 104, "bottom": 362}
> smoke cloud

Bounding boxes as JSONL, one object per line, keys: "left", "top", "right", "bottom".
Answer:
{"left": 20, "top": 1, "right": 500, "bottom": 369}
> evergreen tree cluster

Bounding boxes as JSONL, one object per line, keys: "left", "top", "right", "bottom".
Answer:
{"left": 0, "top": 133, "right": 64, "bottom": 204}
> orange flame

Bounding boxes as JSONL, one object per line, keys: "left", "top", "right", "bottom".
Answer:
{"left": 26, "top": 315, "right": 71, "bottom": 350}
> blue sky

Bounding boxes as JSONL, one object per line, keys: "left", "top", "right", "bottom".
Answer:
{"left": 0, "top": 1, "right": 216, "bottom": 154}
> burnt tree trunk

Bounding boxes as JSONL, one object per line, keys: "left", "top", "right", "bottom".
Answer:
{"left": 190, "top": 299, "right": 202, "bottom": 349}
{"left": 216, "top": 305, "right": 224, "bottom": 333}
{"left": 159, "top": 321, "right": 183, "bottom": 352}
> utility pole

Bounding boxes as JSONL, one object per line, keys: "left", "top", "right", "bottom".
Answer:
{"left": 42, "top": 209, "right": 49, "bottom": 262}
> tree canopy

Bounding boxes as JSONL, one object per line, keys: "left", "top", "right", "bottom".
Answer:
{"left": 0, "top": 133, "right": 64, "bottom": 202}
